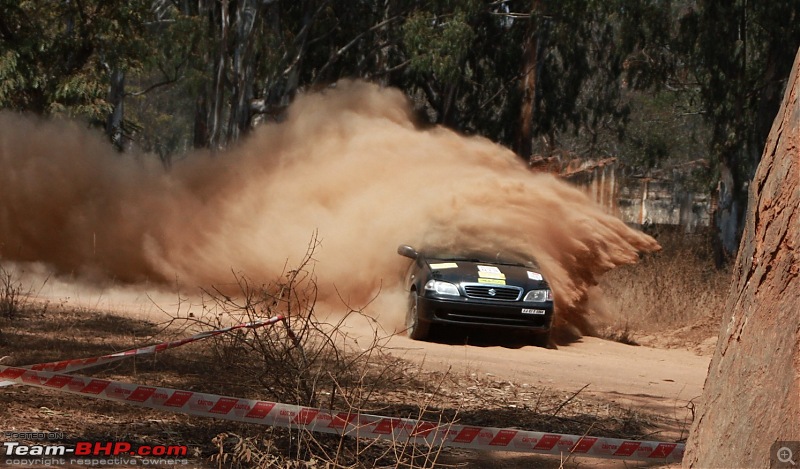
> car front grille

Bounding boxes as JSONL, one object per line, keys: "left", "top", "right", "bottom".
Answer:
{"left": 462, "top": 284, "right": 522, "bottom": 301}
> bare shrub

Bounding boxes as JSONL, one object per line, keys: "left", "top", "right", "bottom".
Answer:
{"left": 195, "top": 239, "right": 397, "bottom": 407}
{"left": 180, "top": 236, "right": 451, "bottom": 468}
{"left": 0, "top": 265, "right": 27, "bottom": 320}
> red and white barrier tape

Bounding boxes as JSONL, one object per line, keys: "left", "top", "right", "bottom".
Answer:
{"left": 0, "top": 365, "right": 684, "bottom": 462}
{"left": 0, "top": 316, "right": 684, "bottom": 462}
{"left": 0, "top": 315, "right": 285, "bottom": 388}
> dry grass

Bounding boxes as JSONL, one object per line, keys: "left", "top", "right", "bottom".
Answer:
{"left": 598, "top": 226, "right": 731, "bottom": 346}
{"left": 0, "top": 264, "right": 27, "bottom": 320}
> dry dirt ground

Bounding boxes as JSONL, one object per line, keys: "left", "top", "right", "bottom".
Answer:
{"left": 0, "top": 289, "right": 713, "bottom": 469}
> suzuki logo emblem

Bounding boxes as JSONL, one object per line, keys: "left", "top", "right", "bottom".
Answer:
{"left": 488, "top": 288, "right": 497, "bottom": 296}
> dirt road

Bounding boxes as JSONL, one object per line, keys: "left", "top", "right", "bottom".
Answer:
{"left": 325, "top": 302, "right": 710, "bottom": 416}
{"left": 33, "top": 284, "right": 711, "bottom": 423}
{"left": 391, "top": 330, "right": 710, "bottom": 407}
{"left": 390, "top": 333, "right": 709, "bottom": 419}
{"left": 384, "top": 332, "right": 710, "bottom": 468}
{"left": 335, "top": 321, "right": 709, "bottom": 468}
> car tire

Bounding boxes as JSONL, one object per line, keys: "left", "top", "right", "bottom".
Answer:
{"left": 406, "top": 290, "right": 430, "bottom": 340}
{"left": 528, "top": 331, "right": 554, "bottom": 349}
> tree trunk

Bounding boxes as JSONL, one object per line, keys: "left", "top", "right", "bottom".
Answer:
{"left": 227, "top": 0, "right": 259, "bottom": 142}
{"left": 515, "top": 0, "right": 541, "bottom": 161}
{"left": 515, "top": 0, "right": 550, "bottom": 162}
{"left": 712, "top": 160, "right": 743, "bottom": 265}
{"left": 106, "top": 68, "right": 125, "bottom": 151}
{"left": 209, "top": 0, "right": 230, "bottom": 149}
{"left": 193, "top": 94, "right": 209, "bottom": 149}
{"left": 684, "top": 46, "right": 800, "bottom": 468}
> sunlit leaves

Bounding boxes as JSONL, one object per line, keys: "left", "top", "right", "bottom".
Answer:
{"left": 0, "top": 0, "right": 152, "bottom": 121}
{"left": 403, "top": 10, "right": 475, "bottom": 85}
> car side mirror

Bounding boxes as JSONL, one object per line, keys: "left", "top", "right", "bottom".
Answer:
{"left": 397, "top": 245, "right": 418, "bottom": 259}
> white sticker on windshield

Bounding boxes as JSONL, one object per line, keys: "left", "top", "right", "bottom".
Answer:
{"left": 527, "top": 271, "right": 543, "bottom": 281}
{"left": 479, "top": 271, "right": 506, "bottom": 280}
{"left": 430, "top": 262, "right": 458, "bottom": 269}
{"left": 477, "top": 265, "right": 501, "bottom": 274}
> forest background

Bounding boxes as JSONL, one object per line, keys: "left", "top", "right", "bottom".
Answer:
{"left": 2, "top": 0, "right": 799, "bottom": 258}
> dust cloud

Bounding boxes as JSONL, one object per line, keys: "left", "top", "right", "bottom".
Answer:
{"left": 0, "top": 80, "right": 658, "bottom": 334}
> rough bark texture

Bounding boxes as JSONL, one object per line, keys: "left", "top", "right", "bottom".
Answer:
{"left": 684, "top": 47, "right": 800, "bottom": 468}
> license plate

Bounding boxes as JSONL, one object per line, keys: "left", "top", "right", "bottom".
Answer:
{"left": 521, "top": 308, "right": 546, "bottom": 315}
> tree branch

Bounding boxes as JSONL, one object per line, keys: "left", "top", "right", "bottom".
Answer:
{"left": 312, "top": 15, "right": 403, "bottom": 84}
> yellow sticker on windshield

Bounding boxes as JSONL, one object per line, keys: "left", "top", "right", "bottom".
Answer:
{"left": 430, "top": 262, "right": 458, "bottom": 269}
{"left": 478, "top": 278, "right": 506, "bottom": 285}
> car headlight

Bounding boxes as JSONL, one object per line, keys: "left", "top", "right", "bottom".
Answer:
{"left": 524, "top": 289, "right": 553, "bottom": 302}
{"left": 424, "top": 280, "right": 460, "bottom": 296}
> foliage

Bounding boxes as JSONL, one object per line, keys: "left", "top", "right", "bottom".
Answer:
{"left": 0, "top": 0, "right": 661, "bottom": 159}
{"left": 678, "top": 1, "right": 800, "bottom": 170}
{"left": 0, "top": 0, "right": 153, "bottom": 125}
{"left": 672, "top": 0, "right": 800, "bottom": 256}
{"left": 530, "top": 0, "right": 632, "bottom": 156}
{"left": 620, "top": 90, "right": 710, "bottom": 176}
{"left": 3, "top": 1, "right": 800, "bottom": 256}
{"left": 403, "top": 9, "right": 475, "bottom": 87}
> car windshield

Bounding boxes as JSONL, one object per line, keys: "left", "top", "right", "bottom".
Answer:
{"left": 426, "top": 250, "right": 539, "bottom": 269}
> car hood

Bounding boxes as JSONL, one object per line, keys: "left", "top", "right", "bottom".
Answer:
{"left": 425, "top": 258, "right": 548, "bottom": 289}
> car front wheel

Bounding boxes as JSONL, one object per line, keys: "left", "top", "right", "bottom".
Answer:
{"left": 406, "top": 290, "right": 430, "bottom": 340}
{"left": 528, "top": 330, "right": 555, "bottom": 349}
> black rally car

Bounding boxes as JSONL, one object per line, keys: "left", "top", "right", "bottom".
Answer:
{"left": 397, "top": 245, "right": 555, "bottom": 347}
